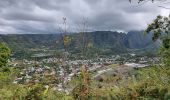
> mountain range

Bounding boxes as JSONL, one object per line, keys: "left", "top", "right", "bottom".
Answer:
{"left": 0, "top": 31, "right": 159, "bottom": 58}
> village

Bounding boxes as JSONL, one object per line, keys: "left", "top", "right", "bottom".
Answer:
{"left": 9, "top": 53, "right": 159, "bottom": 93}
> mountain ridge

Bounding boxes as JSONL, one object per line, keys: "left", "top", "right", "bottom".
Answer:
{"left": 0, "top": 31, "right": 159, "bottom": 58}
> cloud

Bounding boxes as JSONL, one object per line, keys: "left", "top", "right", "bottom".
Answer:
{"left": 0, "top": 0, "right": 169, "bottom": 34}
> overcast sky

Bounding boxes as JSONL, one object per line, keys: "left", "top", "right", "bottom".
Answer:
{"left": 0, "top": 0, "right": 169, "bottom": 34}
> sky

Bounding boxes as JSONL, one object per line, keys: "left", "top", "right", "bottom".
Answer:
{"left": 0, "top": 0, "right": 169, "bottom": 34}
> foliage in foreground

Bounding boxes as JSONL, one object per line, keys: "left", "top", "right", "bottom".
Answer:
{"left": 0, "top": 68, "right": 73, "bottom": 100}
{"left": 1, "top": 65, "right": 170, "bottom": 100}
{"left": 0, "top": 43, "right": 11, "bottom": 68}
{"left": 71, "top": 65, "right": 170, "bottom": 100}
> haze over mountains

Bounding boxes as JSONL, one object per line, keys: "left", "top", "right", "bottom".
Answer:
{"left": 0, "top": 31, "right": 159, "bottom": 57}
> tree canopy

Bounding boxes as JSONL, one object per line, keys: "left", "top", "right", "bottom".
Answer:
{"left": 146, "top": 15, "right": 170, "bottom": 47}
{"left": 0, "top": 43, "right": 11, "bottom": 68}
{"left": 129, "top": 0, "right": 168, "bottom": 3}
{"left": 145, "top": 15, "right": 170, "bottom": 66}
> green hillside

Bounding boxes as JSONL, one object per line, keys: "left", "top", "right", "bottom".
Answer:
{"left": 0, "top": 31, "right": 159, "bottom": 58}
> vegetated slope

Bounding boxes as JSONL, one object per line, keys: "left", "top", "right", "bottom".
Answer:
{"left": 0, "top": 31, "right": 159, "bottom": 56}
{"left": 0, "top": 34, "right": 60, "bottom": 50}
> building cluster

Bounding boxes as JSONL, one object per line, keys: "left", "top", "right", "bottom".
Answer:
{"left": 10, "top": 53, "right": 159, "bottom": 92}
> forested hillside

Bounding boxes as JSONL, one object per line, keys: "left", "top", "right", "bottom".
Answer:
{"left": 0, "top": 31, "right": 159, "bottom": 57}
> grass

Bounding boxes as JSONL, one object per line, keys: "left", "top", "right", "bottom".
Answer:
{"left": 70, "top": 65, "right": 170, "bottom": 99}
{"left": 108, "top": 64, "right": 119, "bottom": 68}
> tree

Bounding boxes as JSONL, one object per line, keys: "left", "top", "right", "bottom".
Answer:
{"left": 0, "top": 43, "right": 11, "bottom": 68}
{"left": 129, "top": 0, "right": 168, "bottom": 3}
{"left": 145, "top": 15, "right": 170, "bottom": 66}
{"left": 145, "top": 15, "right": 170, "bottom": 46}
{"left": 129, "top": 0, "right": 170, "bottom": 9}
{"left": 77, "top": 18, "right": 93, "bottom": 59}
